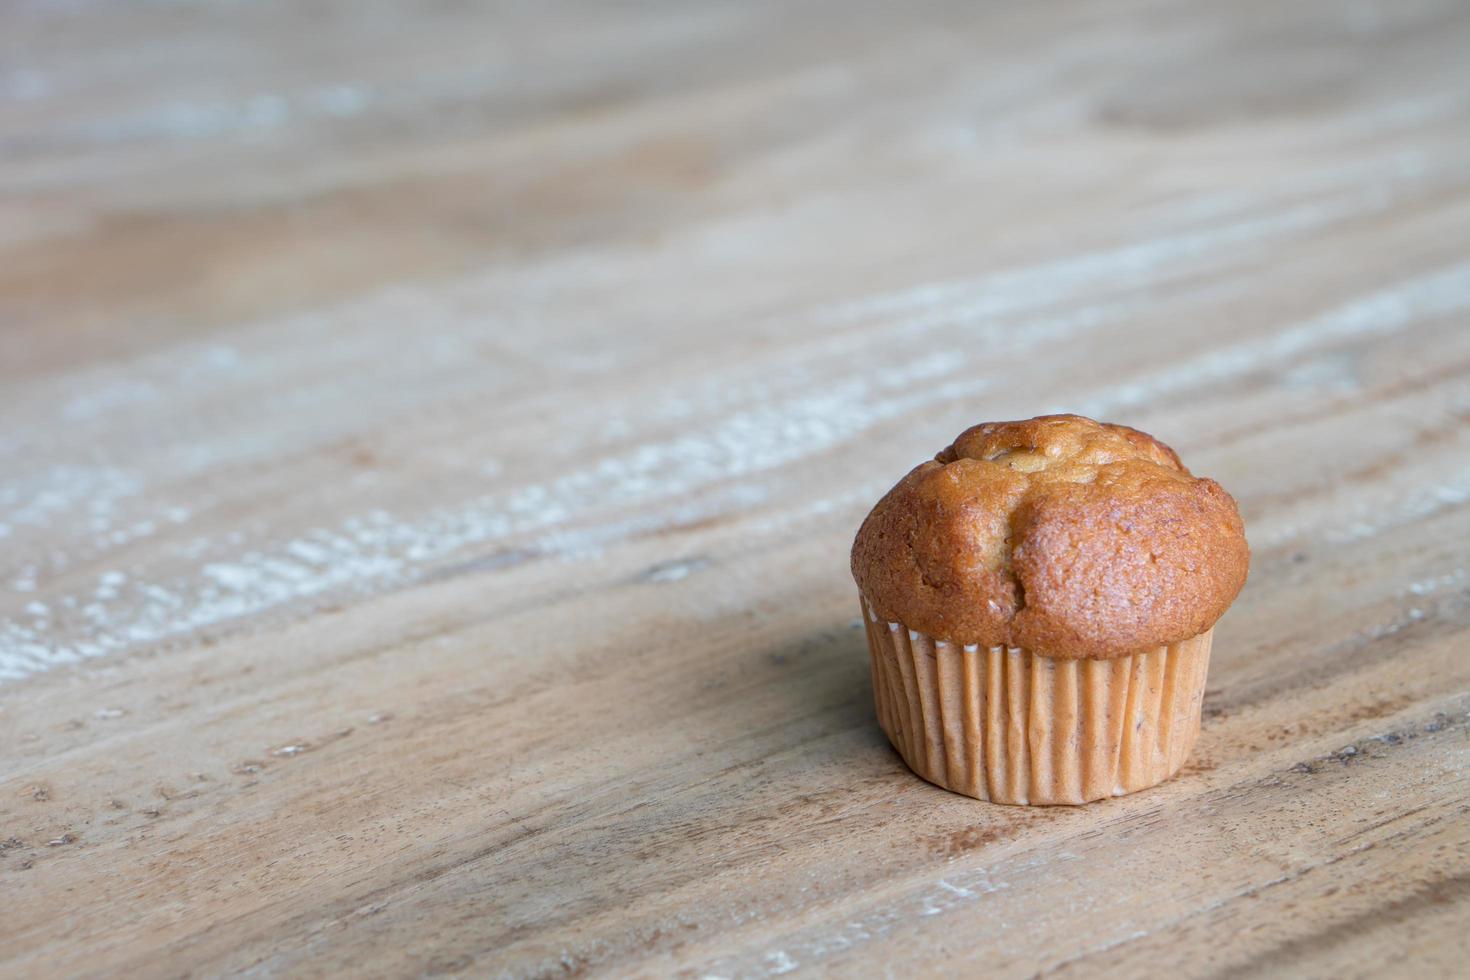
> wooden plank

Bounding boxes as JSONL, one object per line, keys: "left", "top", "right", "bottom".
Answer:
{"left": 2, "top": 0, "right": 1469, "bottom": 976}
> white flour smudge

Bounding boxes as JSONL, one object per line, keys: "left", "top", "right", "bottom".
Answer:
{"left": 62, "top": 379, "right": 161, "bottom": 422}
{"left": 6, "top": 262, "right": 1467, "bottom": 683}
{"left": 816, "top": 188, "right": 1425, "bottom": 332}
{"left": 0, "top": 352, "right": 979, "bottom": 682}
{"left": 4, "top": 217, "right": 1467, "bottom": 685}
{"left": 765, "top": 949, "right": 798, "bottom": 974}
{"left": 43, "top": 82, "right": 378, "bottom": 147}
{"left": 1405, "top": 568, "right": 1469, "bottom": 598}
{"left": 1072, "top": 261, "right": 1470, "bottom": 418}
{"left": 1326, "top": 465, "right": 1470, "bottom": 546}
{"left": 705, "top": 866, "right": 1010, "bottom": 977}
{"left": 0, "top": 465, "right": 141, "bottom": 536}
{"left": 1249, "top": 457, "right": 1470, "bottom": 553}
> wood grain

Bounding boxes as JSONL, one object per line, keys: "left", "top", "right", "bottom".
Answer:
{"left": 3, "top": 0, "right": 1470, "bottom": 976}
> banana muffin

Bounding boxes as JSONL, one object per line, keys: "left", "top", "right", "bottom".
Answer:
{"left": 852, "top": 414, "right": 1248, "bottom": 805}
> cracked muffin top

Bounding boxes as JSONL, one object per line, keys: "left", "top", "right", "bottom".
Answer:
{"left": 851, "top": 415, "right": 1249, "bottom": 658}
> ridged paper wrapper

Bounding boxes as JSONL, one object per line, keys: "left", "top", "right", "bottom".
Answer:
{"left": 861, "top": 596, "right": 1211, "bottom": 805}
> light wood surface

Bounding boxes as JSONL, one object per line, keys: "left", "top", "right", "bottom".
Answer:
{"left": 4, "top": 0, "right": 1470, "bottom": 976}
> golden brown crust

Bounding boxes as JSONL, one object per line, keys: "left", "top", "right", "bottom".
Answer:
{"left": 851, "top": 415, "right": 1249, "bottom": 658}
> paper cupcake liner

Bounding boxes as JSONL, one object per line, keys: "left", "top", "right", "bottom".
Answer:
{"left": 861, "top": 596, "right": 1211, "bottom": 805}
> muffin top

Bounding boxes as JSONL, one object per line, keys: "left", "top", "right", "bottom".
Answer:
{"left": 851, "top": 415, "right": 1248, "bottom": 658}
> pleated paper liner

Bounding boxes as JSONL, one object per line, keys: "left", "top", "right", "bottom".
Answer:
{"left": 861, "top": 597, "right": 1211, "bottom": 805}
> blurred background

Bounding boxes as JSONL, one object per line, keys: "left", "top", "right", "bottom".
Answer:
{"left": 3, "top": 0, "right": 1470, "bottom": 673}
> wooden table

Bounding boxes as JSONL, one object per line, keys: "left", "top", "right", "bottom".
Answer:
{"left": 4, "top": 0, "right": 1469, "bottom": 976}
